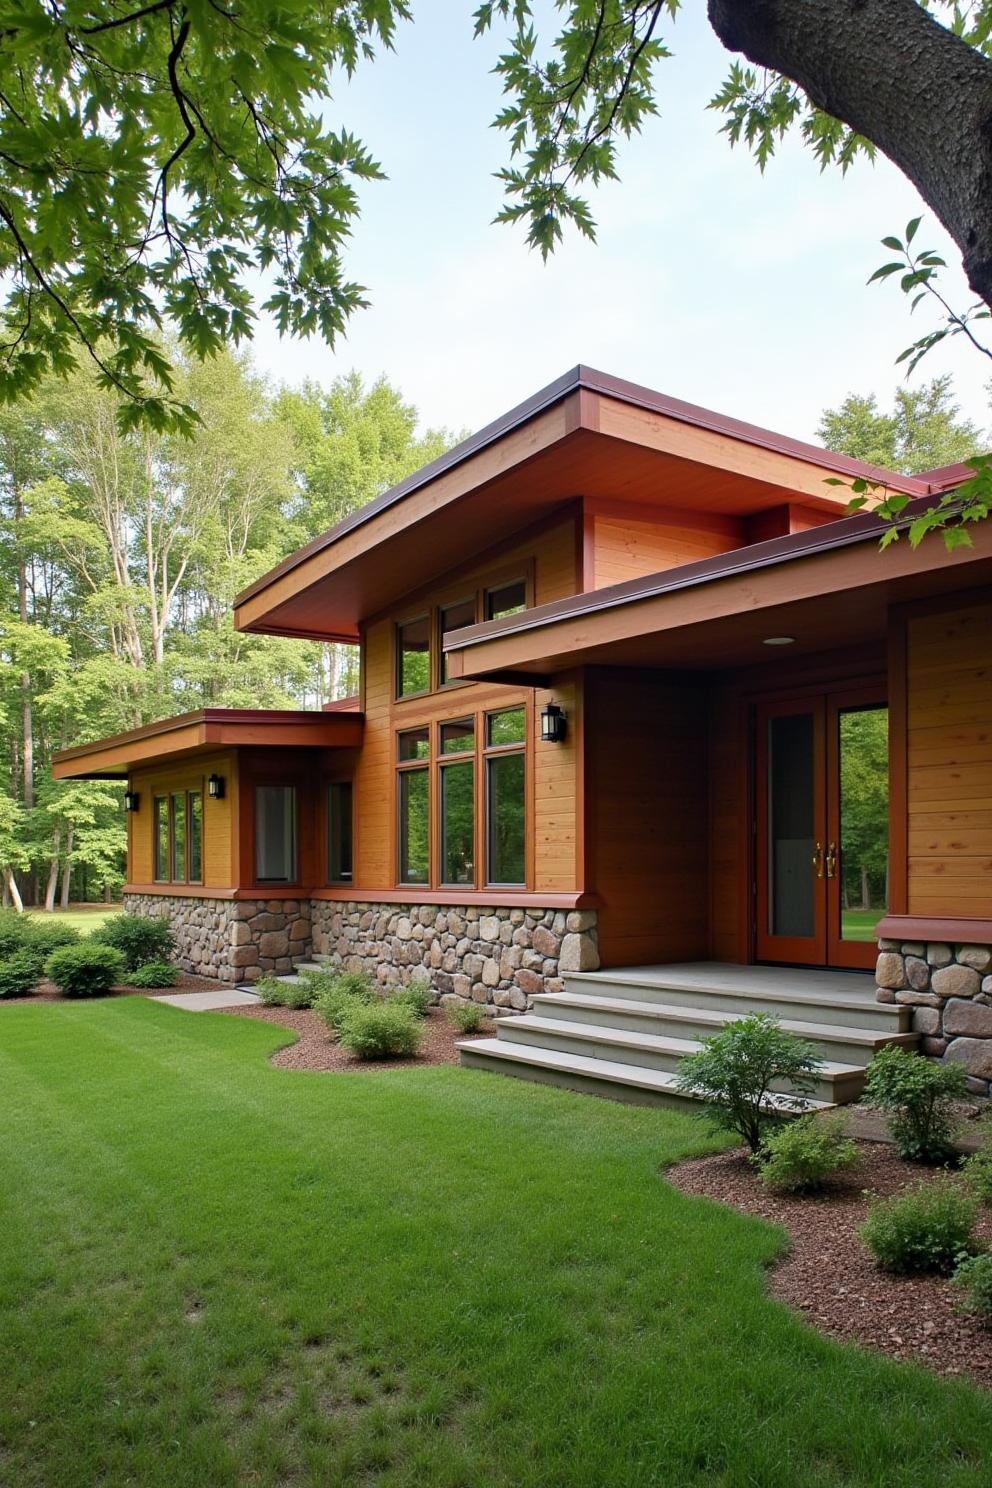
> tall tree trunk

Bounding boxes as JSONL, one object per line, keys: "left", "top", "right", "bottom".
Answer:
{"left": 860, "top": 864, "right": 871, "bottom": 911}
{"left": 59, "top": 826, "right": 73, "bottom": 910}
{"left": 707, "top": 0, "right": 992, "bottom": 305}
{"left": 43, "top": 829, "right": 61, "bottom": 912}
{"left": 2, "top": 868, "right": 23, "bottom": 913}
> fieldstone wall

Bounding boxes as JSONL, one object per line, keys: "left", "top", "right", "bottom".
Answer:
{"left": 123, "top": 894, "right": 311, "bottom": 984}
{"left": 310, "top": 901, "right": 600, "bottom": 1012}
{"left": 875, "top": 939, "right": 992, "bottom": 1095}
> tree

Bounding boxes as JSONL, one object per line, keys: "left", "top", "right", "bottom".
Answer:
{"left": 818, "top": 377, "right": 983, "bottom": 475}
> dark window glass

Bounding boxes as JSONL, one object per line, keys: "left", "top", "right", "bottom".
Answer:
{"left": 171, "top": 792, "right": 187, "bottom": 883}
{"left": 398, "top": 727, "right": 430, "bottom": 761}
{"left": 487, "top": 752, "right": 525, "bottom": 884}
{"left": 440, "top": 718, "right": 474, "bottom": 754}
{"left": 188, "top": 792, "right": 203, "bottom": 883}
{"left": 441, "top": 761, "right": 474, "bottom": 885}
{"left": 397, "top": 615, "right": 430, "bottom": 696}
{"left": 485, "top": 579, "right": 526, "bottom": 621}
{"left": 153, "top": 796, "right": 169, "bottom": 881}
{"left": 767, "top": 714, "right": 814, "bottom": 938}
{"left": 486, "top": 707, "right": 526, "bottom": 747}
{"left": 399, "top": 769, "right": 429, "bottom": 884}
{"left": 256, "top": 785, "right": 297, "bottom": 882}
{"left": 327, "top": 781, "right": 353, "bottom": 883}
{"left": 439, "top": 597, "right": 476, "bottom": 683}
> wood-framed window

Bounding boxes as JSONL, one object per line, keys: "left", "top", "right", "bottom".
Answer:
{"left": 439, "top": 718, "right": 475, "bottom": 885}
{"left": 438, "top": 597, "right": 476, "bottom": 686}
{"left": 484, "top": 707, "right": 526, "bottom": 886}
{"left": 397, "top": 727, "right": 430, "bottom": 884}
{"left": 326, "top": 780, "right": 353, "bottom": 885}
{"left": 153, "top": 788, "right": 204, "bottom": 885}
{"left": 484, "top": 578, "right": 527, "bottom": 622}
{"left": 255, "top": 784, "right": 297, "bottom": 883}
{"left": 394, "top": 566, "right": 532, "bottom": 700}
{"left": 396, "top": 614, "right": 431, "bottom": 698}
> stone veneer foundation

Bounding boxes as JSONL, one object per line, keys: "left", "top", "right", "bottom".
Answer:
{"left": 123, "top": 894, "right": 311, "bottom": 985}
{"left": 875, "top": 940, "right": 992, "bottom": 1095}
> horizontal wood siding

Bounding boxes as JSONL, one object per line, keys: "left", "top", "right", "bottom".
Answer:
{"left": 707, "top": 686, "right": 749, "bottom": 963}
{"left": 586, "top": 670, "right": 709, "bottom": 965}
{"left": 906, "top": 600, "right": 992, "bottom": 917}
{"left": 129, "top": 751, "right": 236, "bottom": 888}
{"left": 590, "top": 500, "right": 744, "bottom": 589}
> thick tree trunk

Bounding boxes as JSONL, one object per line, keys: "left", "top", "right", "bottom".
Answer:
{"left": 59, "top": 826, "right": 73, "bottom": 910}
{"left": 708, "top": 0, "right": 992, "bottom": 305}
{"left": 44, "top": 844, "right": 60, "bottom": 912}
{"left": 2, "top": 868, "right": 23, "bottom": 913}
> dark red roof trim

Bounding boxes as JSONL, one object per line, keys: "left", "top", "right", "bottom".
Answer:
{"left": 52, "top": 707, "right": 360, "bottom": 764}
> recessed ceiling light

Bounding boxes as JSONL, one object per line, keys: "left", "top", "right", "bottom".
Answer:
{"left": 763, "top": 635, "right": 796, "bottom": 646}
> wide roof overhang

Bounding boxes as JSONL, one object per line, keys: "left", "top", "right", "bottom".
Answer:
{"left": 52, "top": 708, "right": 363, "bottom": 780}
{"left": 232, "top": 365, "right": 933, "bottom": 643}
{"left": 442, "top": 498, "right": 992, "bottom": 684}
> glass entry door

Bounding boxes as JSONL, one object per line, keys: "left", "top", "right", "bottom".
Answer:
{"left": 755, "top": 689, "right": 888, "bottom": 969}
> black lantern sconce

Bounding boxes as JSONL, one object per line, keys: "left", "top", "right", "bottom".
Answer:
{"left": 540, "top": 702, "right": 567, "bottom": 744}
{"left": 207, "top": 773, "right": 225, "bottom": 800}
{"left": 124, "top": 790, "right": 140, "bottom": 813}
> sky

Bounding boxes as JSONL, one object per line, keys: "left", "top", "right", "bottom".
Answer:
{"left": 249, "top": 5, "right": 991, "bottom": 449}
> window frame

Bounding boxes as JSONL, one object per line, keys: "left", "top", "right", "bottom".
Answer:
{"left": 152, "top": 785, "right": 204, "bottom": 886}
{"left": 483, "top": 708, "right": 527, "bottom": 887}
{"left": 438, "top": 718, "right": 476, "bottom": 887}
{"left": 395, "top": 612, "right": 432, "bottom": 701}
{"left": 393, "top": 561, "right": 535, "bottom": 702}
{"left": 397, "top": 758, "right": 430, "bottom": 886}
{"left": 326, "top": 778, "right": 354, "bottom": 886}
{"left": 254, "top": 783, "right": 299, "bottom": 885}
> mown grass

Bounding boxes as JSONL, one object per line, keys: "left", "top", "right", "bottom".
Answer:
{"left": 24, "top": 904, "right": 122, "bottom": 936}
{"left": 1, "top": 999, "right": 991, "bottom": 1487}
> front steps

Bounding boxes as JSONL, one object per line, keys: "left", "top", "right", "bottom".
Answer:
{"left": 458, "top": 961, "right": 917, "bottom": 1112}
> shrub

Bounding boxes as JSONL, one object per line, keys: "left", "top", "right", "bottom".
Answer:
{"left": 445, "top": 1000, "right": 486, "bottom": 1034}
{"left": 961, "top": 1116, "right": 992, "bottom": 1205}
{"left": 0, "top": 950, "right": 41, "bottom": 999}
{"left": 337, "top": 1002, "right": 424, "bottom": 1061}
{"left": 675, "top": 1014, "right": 823, "bottom": 1153}
{"left": 862, "top": 1044, "right": 967, "bottom": 1163}
{"left": 128, "top": 959, "right": 179, "bottom": 988}
{"left": 256, "top": 975, "right": 287, "bottom": 1006}
{"left": 390, "top": 979, "right": 433, "bottom": 1019}
{"left": 45, "top": 943, "right": 125, "bottom": 998}
{"left": 756, "top": 1112, "right": 860, "bottom": 1193}
{"left": 954, "top": 1252, "right": 992, "bottom": 1321}
{"left": 283, "top": 978, "right": 319, "bottom": 1010}
{"left": 91, "top": 913, "right": 174, "bottom": 972}
{"left": 860, "top": 1177, "right": 979, "bottom": 1275}
{"left": 313, "top": 972, "right": 381, "bottom": 1035}
{"left": 0, "top": 911, "right": 79, "bottom": 975}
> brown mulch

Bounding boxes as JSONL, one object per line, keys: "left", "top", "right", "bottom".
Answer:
{"left": 668, "top": 1141, "right": 992, "bottom": 1388}
{"left": 220, "top": 1003, "right": 492, "bottom": 1073}
{"left": 0, "top": 971, "right": 224, "bottom": 1005}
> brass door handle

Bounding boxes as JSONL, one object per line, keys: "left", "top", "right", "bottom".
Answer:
{"left": 812, "top": 841, "right": 824, "bottom": 879}
{"left": 825, "top": 841, "right": 838, "bottom": 879}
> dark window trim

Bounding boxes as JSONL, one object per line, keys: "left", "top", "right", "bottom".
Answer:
{"left": 326, "top": 778, "right": 354, "bottom": 885}
{"left": 395, "top": 612, "right": 432, "bottom": 701}
{"left": 153, "top": 786, "right": 204, "bottom": 886}
{"left": 254, "top": 783, "right": 299, "bottom": 885}
{"left": 439, "top": 754, "right": 475, "bottom": 888}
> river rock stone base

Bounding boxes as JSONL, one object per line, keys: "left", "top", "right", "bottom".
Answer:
{"left": 123, "top": 894, "right": 311, "bottom": 985}
{"left": 310, "top": 901, "right": 600, "bottom": 1012}
{"left": 876, "top": 940, "right": 992, "bottom": 1095}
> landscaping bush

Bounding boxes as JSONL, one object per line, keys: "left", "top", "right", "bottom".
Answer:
{"left": 92, "top": 913, "right": 174, "bottom": 972}
{"left": 675, "top": 1014, "right": 823, "bottom": 1153}
{"left": 0, "top": 950, "right": 42, "bottom": 999}
{"left": 953, "top": 1252, "right": 992, "bottom": 1321}
{"left": 313, "top": 972, "right": 381, "bottom": 1035}
{"left": 283, "top": 978, "right": 320, "bottom": 1010}
{"left": 862, "top": 1044, "right": 967, "bottom": 1164}
{"left": 860, "top": 1177, "right": 979, "bottom": 1275}
{"left": 0, "top": 911, "right": 79, "bottom": 975}
{"left": 445, "top": 1000, "right": 486, "bottom": 1034}
{"left": 390, "top": 979, "right": 433, "bottom": 1019}
{"left": 128, "top": 959, "right": 180, "bottom": 988}
{"left": 256, "top": 975, "right": 288, "bottom": 1006}
{"left": 961, "top": 1116, "right": 992, "bottom": 1205}
{"left": 45, "top": 943, "right": 125, "bottom": 998}
{"left": 756, "top": 1112, "right": 860, "bottom": 1193}
{"left": 337, "top": 1001, "right": 423, "bottom": 1060}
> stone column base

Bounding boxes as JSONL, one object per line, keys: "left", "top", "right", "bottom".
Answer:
{"left": 123, "top": 894, "right": 311, "bottom": 984}
{"left": 875, "top": 939, "right": 992, "bottom": 1095}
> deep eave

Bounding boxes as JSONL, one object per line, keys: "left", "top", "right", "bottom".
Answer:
{"left": 52, "top": 707, "right": 364, "bottom": 780}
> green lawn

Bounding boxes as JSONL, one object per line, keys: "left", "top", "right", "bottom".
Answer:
{"left": 24, "top": 904, "right": 122, "bottom": 936}
{"left": 1, "top": 1002, "right": 991, "bottom": 1486}
{"left": 840, "top": 908, "right": 883, "bottom": 943}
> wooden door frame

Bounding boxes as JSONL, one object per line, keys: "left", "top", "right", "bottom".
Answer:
{"left": 825, "top": 686, "right": 889, "bottom": 971}
{"left": 754, "top": 694, "right": 828, "bottom": 966}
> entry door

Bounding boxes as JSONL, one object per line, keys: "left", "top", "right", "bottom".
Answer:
{"left": 755, "top": 689, "right": 888, "bottom": 970}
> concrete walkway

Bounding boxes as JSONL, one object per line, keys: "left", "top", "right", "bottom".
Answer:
{"left": 149, "top": 988, "right": 261, "bottom": 1012}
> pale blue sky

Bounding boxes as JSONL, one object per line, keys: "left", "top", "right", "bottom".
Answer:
{"left": 250, "top": 5, "right": 990, "bottom": 450}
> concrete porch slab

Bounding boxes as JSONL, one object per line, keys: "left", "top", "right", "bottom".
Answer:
{"left": 149, "top": 989, "right": 262, "bottom": 1011}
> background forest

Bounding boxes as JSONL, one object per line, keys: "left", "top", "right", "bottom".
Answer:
{"left": 0, "top": 361, "right": 984, "bottom": 910}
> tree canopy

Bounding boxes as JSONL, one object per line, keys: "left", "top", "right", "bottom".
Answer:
{"left": 817, "top": 376, "right": 983, "bottom": 475}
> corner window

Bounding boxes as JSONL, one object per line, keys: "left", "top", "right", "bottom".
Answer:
{"left": 485, "top": 579, "right": 526, "bottom": 622}
{"left": 327, "top": 781, "right": 353, "bottom": 884}
{"left": 255, "top": 785, "right": 297, "bottom": 883}
{"left": 397, "top": 615, "right": 430, "bottom": 697}
{"left": 439, "top": 597, "right": 476, "bottom": 684}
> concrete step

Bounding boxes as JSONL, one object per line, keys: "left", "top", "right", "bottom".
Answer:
{"left": 532, "top": 991, "right": 917, "bottom": 1064}
{"left": 497, "top": 1016, "right": 867, "bottom": 1104}
{"left": 458, "top": 1038, "right": 837, "bottom": 1113}
{"left": 292, "top": 961, "right": 330, "bottom": 976}
{"left": 566, "top": 965, "right": 906, "bottom": 1032}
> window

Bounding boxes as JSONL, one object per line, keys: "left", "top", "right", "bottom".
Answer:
{"left": 171, "top": 792, "right": 187, "bottom": 883}
{"left": 397, "top": 615, "right": 430, "bottom": 697}
{"left": 188, "top": 792, "right": 203, "bottom": 883}
{"left": 485, "top": 579, "right": 526, "bottom": 622}
{"left": 398, "top": 726, "right": 429, "bottom": 761}
{"left": 153, "top": 789, "right": 203, "bottom": 884}
{"left": 398, "top": 768, "right": 429, "bottom": 884}
{"left": 440, "top": 718, "right": 474, "bottom": 754}
{"left": 439, "top": 719, "right": 474, "bottom": 885}
{"left": 255, "top": 785, "right": 297, "bottom": 883}
{"left": 327, "top": 781, "right": 353, "bottom": 884}
{"left": 439, "top": 597, "right": 476, "bottom": 684}
{"left": 485, "top": 708, "right": 526, "bottom": 885}
{"left": 153, "top": 796, "right": 169, "bottom": 882}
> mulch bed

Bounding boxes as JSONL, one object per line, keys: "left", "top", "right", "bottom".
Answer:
{"left": 668, "top": 1141, "right": 992, "bottom": 1388}
{"left": 0, "top": 972, "right": 224, "bottom": 1005}
{"left": 220, "top": 1003, "right": 492, "bottom": 1073}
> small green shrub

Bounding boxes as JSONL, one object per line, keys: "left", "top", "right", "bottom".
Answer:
{"left": 0, "top": 950, "right": 41, "bottom": 999}
{"left": 954, "top": 1252, "right": 992, "bottom": 1321}
{"left": 337, "top": 1001, "right": 424, "bottom": 1060}
{"left": 332, "top": 971, "right": 379, "bottom": 1001}
{"left": 0, "top": 911, "right": 79, "bottom": 975}
{"left": 445, "top": 1000, "right": 486, "bottom": 1034}
{"left": 45, "top": 943, "right": 125, "bottom": 998}
{"left": 675, "top": 1014, "right": 823, "bottom": 1153}
{"left": 92, "top": 913, "right": 174, "bottom": 972}
{"left": 256, "top": 976, "right": 288, "bottom": 1006}
{"left": 860, "top": 1177, "right": 979, "bottom": 1275}
{"left": 128, "top": 959, "right": 179, "bottom": 988}
{"left": 863, "top": 1044, "right": 967, "bottom": 1163}
{"left": 283, "top": 979, "right": 319, "bottom": 1010}
{"left": 313, "top": 971, "right": 381, "bottom": 1034}
{"left": 756, "top": 1112, "right": 860, "bottom": 1193}
{"left": 390, "top": 979, "right": 433, "bottom": 1019}
{"left": 961, "top": 1116, "right": 992, "bottom": 1205}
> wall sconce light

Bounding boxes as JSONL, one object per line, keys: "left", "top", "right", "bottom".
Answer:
{"left": 207, "top": 773, "right": 225, "bottom": 800}
{"left": 124, "top": 791, "right": 140, "bottom": 813}
{"left": 540, "top": 702, "right": 567, "bottom": 744}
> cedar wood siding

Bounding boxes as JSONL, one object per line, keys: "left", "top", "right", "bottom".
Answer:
{"left": 128, "top": 751, "right": 237, "bottom": 889}
{"left": 588, "top": 499, "right": 745, "bottom": 590}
